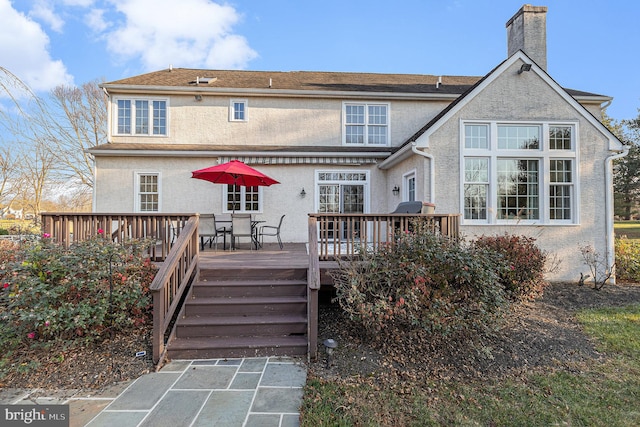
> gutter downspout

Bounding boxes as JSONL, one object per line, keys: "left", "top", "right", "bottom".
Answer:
{"left": 605, "top": 145, "right": 630, "bottom": 284}
{"left": 411, "top": 142, "right": 435, "bottom": 204}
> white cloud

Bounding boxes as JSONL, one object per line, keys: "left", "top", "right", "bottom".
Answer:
{"left": 0, "top": 0, "right": 73, "bottom": 92}
{"left": 29, "top": 0, "right": 65, "bottom": 32}
{"left": 63, "top": 0, "right": 95, "bottom": 6}
{"left": 102, "top": 0, "right": 257, "bottom": 70}
{"left": 84, "top": 8, "right": 110, "bottom": 33}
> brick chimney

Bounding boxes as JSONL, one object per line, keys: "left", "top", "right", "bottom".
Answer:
{"left": 506, "top": 4, "right": 548, "bottom": 71}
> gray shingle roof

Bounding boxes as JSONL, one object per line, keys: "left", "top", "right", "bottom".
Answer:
{"left": 102, "top": 68, "right": 605, "bottom": 98}
{"left": 103, "top": 68, "right": 481, "bottom": 95}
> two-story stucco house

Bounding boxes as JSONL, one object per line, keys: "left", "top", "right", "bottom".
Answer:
{"left": 93, "top": 5, "right": 626, "bottom": 282}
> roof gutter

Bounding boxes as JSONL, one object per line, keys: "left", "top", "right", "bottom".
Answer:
{"left": 605, "top": 145, "right": 630, "bottom": 284}
{"left": 99, "top": 84, "right": 461, "bottom": 101}
{"left": 87, "top": 148, "right": 392, "bottom": 158}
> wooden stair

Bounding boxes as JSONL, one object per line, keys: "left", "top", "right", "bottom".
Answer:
{"left": 166, "top": 266, "right": 308, "bottom": 359}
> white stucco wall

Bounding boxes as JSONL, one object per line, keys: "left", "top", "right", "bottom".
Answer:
{"left": 108, "top": 95, "right": 449, "bottom": 149}
{"left": 94, "top": 156, "right": 391, "bottom": 244}
{"left": 413, "top": 60, "right": 613, "bottom": 282}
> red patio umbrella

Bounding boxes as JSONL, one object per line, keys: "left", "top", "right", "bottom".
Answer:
{"left": 191, "top": 160, "right": 280, "bottom": 212}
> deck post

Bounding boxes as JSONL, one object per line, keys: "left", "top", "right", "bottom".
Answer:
{"left": 307, "top": 216, "right": 320, "bottom": 360}
{"left": 152, "top": 290, "right": 165, "bottom": 364}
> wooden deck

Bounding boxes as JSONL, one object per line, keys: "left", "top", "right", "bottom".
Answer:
{"left": 199, "top": 242, "right": 338, "bottom": 281}
{"left": 166, "top": 242, "right": 336, "bottom": 360}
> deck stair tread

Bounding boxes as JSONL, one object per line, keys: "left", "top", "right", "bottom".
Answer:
{"left": 167, "top": 264, "right": 309, "bottom": 360}
{"left": 186, "top": 295, "right": 306, "bottom": 305}
{"left": 197, "top": 279, "right": 307, "bottom": 285}
{"left": 169, "top": 335, "right": 308, "bottom": 349}
{"left": 178, "top": 314, "right": 307, "bottom": 326}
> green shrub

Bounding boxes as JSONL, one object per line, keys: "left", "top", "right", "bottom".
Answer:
{"left": 473, "top": 233, "right": 548, "bottom": 301}
{"left": 0, "top": 236, "right": 157, "bottom": 345}
{"left": 331, "top": 219, "right": 508, "bottom": 341}
{"left": 615, "top": 236, "right": 640, "bottom": 282}
{"left": 0, "top": 229, "right": 8, "bottom": 235}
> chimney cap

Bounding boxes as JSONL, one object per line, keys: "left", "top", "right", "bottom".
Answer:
{"left": 506, "top": 4, "right": 548, "bottom": 27}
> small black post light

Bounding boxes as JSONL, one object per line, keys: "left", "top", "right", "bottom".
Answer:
{"left": 323, "top": 338, "right": 338, "bottom": 368}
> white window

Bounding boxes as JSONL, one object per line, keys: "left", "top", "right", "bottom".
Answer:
{"left": 229, "top": 99, "right": 247, "bottom": 122}
{"left": 115, "top": 98, "right": 167, "bottom": 136}
{"left": 403, "top": 171, "right": 416, "bottom": 202}
{"left": 464, "top": 124, "right": 489, "bottom": 149}
{"left": 225, "top": 184, "right": 261, "bottom": 213}
{"left": 462, "top": 122, "right": 577, "bottom": 224}
{"left": 343, "top": 103, "right": 389, "bottom": 145}
{"left": 136, "top": 173, "right": 160, "bottom": 212}
{"left": 464, "top": 158, "right": 489, "bottom": 220}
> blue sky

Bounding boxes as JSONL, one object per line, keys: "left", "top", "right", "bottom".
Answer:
{"left": 1, "top": 0, "right": 639, "bottom": 121}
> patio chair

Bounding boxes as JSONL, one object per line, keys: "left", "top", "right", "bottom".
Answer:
{"left": 231, "top": 214, "right": 253, "bottom": 250}
{"left": 259, "top": 214, "right": 285, "bottom": 249}
{"left": 199, "top": 214, "right": 231, "bottom": 250}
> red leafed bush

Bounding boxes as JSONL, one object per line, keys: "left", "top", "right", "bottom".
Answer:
{"left": 473, "top": 233, "right": 548, "bottom": 301}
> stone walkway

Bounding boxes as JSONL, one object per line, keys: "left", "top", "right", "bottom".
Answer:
{"left": 1, "top": 357, "right": 307, "bottom": 427}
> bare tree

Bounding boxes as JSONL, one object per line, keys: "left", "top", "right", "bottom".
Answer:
{"left": 0, "top": 146, "right": 19, "bottom": 207}
{"left": 45, "top": 81, "right": 107, "bottom": 188}
{"left": 15, "top": 141, "right": 58, "bottom": 216}
{"left": 1, "top": 67, "right": 105, "bottom": 213}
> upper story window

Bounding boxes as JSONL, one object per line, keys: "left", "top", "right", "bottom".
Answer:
{"left": 497, "top": 125, "right": 540, "bottom": 149}
{"left": 343, "top": 102, "right": 389, "bottom": 146}
{"left": 115, "top": 98, "right": 167, "bottom": 136}
{"left": 462, "top": 121, "right": 577, "bottom": 225}
{"left": 230, "top": 99, "right": 247, "bottom": 122}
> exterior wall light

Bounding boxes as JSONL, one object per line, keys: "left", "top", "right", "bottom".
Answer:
{"left": 300, "top": 188, "right": 306, "bottom": 198}
{"left": 518, "top": 63, "right": 532, "bottom": 74}
{"left": 392, "top": 185, "right": 400, "bottom": 196}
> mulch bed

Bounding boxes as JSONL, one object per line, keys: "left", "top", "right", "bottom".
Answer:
{"left": 309, "top": 281, "right": 640, "bottom": 387}
{"left": 0, "top": 328, "right": 154, "bottom": 391}
{"left": 2, "top": 282, "right": 639, "bottom": 393}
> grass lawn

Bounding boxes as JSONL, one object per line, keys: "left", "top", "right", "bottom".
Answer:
{"left": 615, "top": 221, "right": 640, "bottom": 240}
{"left": 301, "top": 304, "right": 640, "bottom": 426}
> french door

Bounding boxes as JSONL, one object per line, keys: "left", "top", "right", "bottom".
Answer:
{"left": 317, "top": 171, "right": 368, "bottom": 240}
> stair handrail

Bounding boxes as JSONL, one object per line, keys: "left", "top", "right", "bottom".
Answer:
{"left": 150, "top": 214, "right": 200, "bottom": 364}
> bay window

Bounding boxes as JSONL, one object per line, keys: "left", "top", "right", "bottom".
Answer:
{"left": 462, "top": 122, "right": 576, "bottom": 224}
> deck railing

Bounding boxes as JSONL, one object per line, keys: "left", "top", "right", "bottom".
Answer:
{"left": 41, "top": 213, "right": 193, "bottom": 260}
{"left": 308, "top": 213, "right": 460, "bottom": 260}
{"left": 149, "top": 215, "right": 200, "bottom": 363}
{"left": 306, "top": 212, "right": 460, "bottom": 359}
{"left": 41, "top": 212, "right": 201, "bottom": 364}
